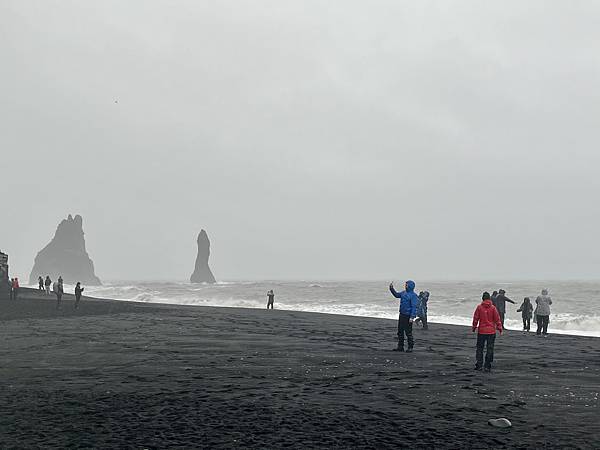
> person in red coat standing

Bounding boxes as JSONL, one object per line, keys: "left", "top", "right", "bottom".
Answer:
{"left": 472, "top": 291, "right": 503, "bottom": 372}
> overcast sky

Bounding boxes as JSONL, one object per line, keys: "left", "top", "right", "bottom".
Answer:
{"left": 2, "top": 1, "right": 600, "bottom": 281}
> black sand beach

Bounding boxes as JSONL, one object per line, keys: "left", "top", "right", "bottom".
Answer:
{"left": 1, "top": 288, "right": 599, "bottom": 449}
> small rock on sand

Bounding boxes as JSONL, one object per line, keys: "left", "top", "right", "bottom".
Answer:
{"left": 488, "top": 418, "right": 512, "bottom": 428}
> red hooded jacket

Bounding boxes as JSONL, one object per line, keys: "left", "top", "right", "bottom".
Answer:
{"left": 472, "top": 299, "right": 502, "bottom": 335}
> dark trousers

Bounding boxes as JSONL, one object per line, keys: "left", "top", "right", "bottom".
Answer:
{"left": 522, "top": 317, "right": 531, "bottom": 331}
{"left": 536, "top": 315, "right": 549, "bottom": 335}
{"left": 397, "top": 314, "right": 414, "bottom": 349}
{"left": 12, "top": 288, "right": 18, "bottom": 301}
{"left": 9, "top": 289, "right": 14, "bottom": 301}
{"left": 267, "top": 301, "right": 273, "bottom": 310}
{"left": 475, "top": 333, "right": 496, "bottom": 369}
{"left": 75, "top": 294, "right": 81, "bottom": 308}
{"left": 499, "top": 311, "right": 506, "bottom": 327}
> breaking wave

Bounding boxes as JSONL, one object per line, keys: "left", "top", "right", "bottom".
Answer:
{"left": 75, "top": 281, "right": 600, "bottom": 338}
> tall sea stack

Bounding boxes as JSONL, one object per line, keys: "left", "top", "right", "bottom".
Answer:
{"left": 190, "top": 230, "right": 216, "bottom": 284}
{"left": 29, "top": 214, "right": 101, "bottom": 285}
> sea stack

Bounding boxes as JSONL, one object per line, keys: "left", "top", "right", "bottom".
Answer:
{"left": 190, "top": 230, "right": 216, "bottom": 284}
{"left": 29, "top": 214, "right": 101, "bottom": 285}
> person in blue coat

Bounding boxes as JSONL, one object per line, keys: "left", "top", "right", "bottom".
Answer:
{"left": 389, "top": 280, "right": 419, "bottom": 352}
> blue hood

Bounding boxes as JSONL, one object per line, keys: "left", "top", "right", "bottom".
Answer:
{"left": 405, "top": 280, "right": 416, "bottom": 292}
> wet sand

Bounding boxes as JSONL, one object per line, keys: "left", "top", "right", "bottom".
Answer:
{"left": 1, "top": 288, "right": 599, "bottom": 448}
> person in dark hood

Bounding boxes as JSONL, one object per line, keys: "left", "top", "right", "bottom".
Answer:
{"left": 74, "top": 282, "right": 84, "bottom": 309}
{"left": 472, "top": 291, "right": 503, "bottom": 372}
{"left": 517, "top": 297, "right": 534, "bottom": 331}
{"left": 389, "top": 280, "right": 419, "bottom": 352}
{"left": 493, "top": 289, "right": 515, "bottom": 327}
{"left": 415, "top": 291, "right": 430, "bottom": 330}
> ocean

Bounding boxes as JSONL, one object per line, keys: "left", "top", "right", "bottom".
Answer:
{"left": 68, "top": 280, "right": 600, "bottom": 338}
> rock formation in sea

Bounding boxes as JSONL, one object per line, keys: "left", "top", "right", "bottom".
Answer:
{"left": 190, "top": 229, "right": 216, "bottom": 284}
{"left": 29, "top": 214, "right": 102, "bottom": 285}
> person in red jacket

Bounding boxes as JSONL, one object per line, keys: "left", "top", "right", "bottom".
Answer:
{"left": 12, "top": 277, "right": 20, "bottom": 301}
{"left": 472, "top": 291, "right": 502, "bottom": 372}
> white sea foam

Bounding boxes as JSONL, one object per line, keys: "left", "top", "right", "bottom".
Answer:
{"left": 56, "top": 281, "right": 600, "bottom": 338}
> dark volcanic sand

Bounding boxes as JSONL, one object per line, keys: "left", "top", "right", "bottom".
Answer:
{"left": 1, "top": 288, "right": 598, "bottom": 449}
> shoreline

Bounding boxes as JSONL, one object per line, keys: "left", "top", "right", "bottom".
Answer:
{"left": 18, "top": 285, "right": 600, "bottom": 339}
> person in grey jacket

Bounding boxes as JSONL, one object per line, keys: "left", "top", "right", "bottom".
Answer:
{"left": 535, "top": 289, "right": 552, "bottom": 336}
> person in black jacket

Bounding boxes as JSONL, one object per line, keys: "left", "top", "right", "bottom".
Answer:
{"left": 517, "top": 297, "right": 534, "bottom": 331}
{"left": 74, "top": 282, "right": 84, "bottom": 309}
{"left": 493, "top": 289, "right": 515, "bottom": 327}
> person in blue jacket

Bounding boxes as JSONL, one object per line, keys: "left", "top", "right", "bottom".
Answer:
{"left": 389, "top": 280, "right": 419, "bottom": 352}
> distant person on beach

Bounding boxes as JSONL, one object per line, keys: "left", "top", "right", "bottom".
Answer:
{"left": 44, "top": 276, "right": 51, "bottom": 295}
{"left": 472, "top": 291, "right": 502, "bottom": 372}
{"left": 493, "top": 289, "right": 515, "bottom": 327}
{"left": 535, "top": 289, "right": 553, "bottom": 336}
{"left": 415, "top": 291, "right": 430, "bottom": 330}
{"left": 58, "top": 276, "right": 63, "bottom": 285}
{"left": 266, "top": 290, "right": 275, "bottom": 309}
{"left": 389, "top": 280, "right": 419, "bottom": 352}
{"left": 517, "top": 297, "right": 534, "bottom": 331}
{"left": 11, "top": 278, "right": 20, "bottom": 301}
{"left": 38, "top": 276, "right": 44, "bottom": 291}
{"left": 9, "top": 278, "right": 14, "bottom": 300}
{"left": 74, "top": 282, "right": 84, "bottom": 309}
{"left": 54, "top": 280, "right": 64, "bottom": 309}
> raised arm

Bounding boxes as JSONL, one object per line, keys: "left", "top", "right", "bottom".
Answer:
{"left": 506, "top": 296, "right": 516, "bottom": 304}
{"left": 389, "top": 283, "right": 401, "bottom": 298}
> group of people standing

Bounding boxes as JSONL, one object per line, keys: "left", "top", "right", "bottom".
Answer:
{"left": 491, "top": 288, "right": 553, "bottom": 336}
{"left": 388, "top": 281, "right": 429, "bottom": 353}
{"left": 30, "top": 275, "right": 85, "bottom": 309}
{"left": 389, "top": 280, "right": 555, "bottom": 372}
{"left": 515, "top": 289, "right": 553, "bottom": 336}
{"left": 8, "top": 277, "right": 20, "bottom": 300}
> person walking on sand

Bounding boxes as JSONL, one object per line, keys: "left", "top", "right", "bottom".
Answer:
{"left": 517, "top": 297, "right": 534, "bottom": 332}
{"left": 9, "top": 278, "right": 14, "bottom": 301}
{"left": 535, "top": 289, "right": 553, "bottom": 337}
{"left": 54, "top": 279, "right": 64, "bottom": 309}
{"left": 472, "top": 291, "right": 503, "bottom": 372}
{"left": 38, "top": 276, "right": 44, "bottom": 291}
{"left": 74, "top": 282, "right": 84, "bottom": 309}
{"left": 12, "top": 277, "right": 20, "bottom": 301}
{"left": 44, "top": 275, "right": 52, "bottom": 295}
{"left": 415, "top": 291, "right": 430, "bottom": 330}
{"left": 389, "top": 280, "right": 419, "bottom": 352}
{"left": 266, "top": 290, "right": 275, "bottom": 309}
{"left": 493, "top": 289, "right": 515, "bottom": 328}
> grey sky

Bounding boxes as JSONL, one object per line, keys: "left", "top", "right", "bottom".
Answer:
{"left": 2, "top": 1, "right": 600, "bottom": 281}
